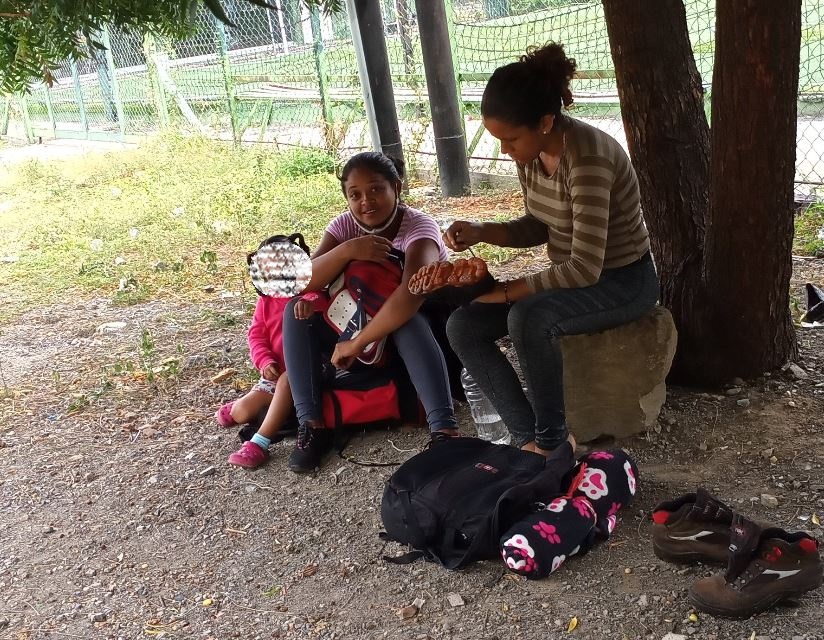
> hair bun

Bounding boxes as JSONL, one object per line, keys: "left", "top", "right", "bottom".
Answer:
{"left": 388, "top": 155, "right": 406, "bottom": 181}
{"left": 520, "top": 43, "right": 577, "bottom": 107}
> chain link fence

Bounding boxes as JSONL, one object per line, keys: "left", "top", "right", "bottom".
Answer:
{"left": 3, "top": 0, "right": 823, "bottom": 195}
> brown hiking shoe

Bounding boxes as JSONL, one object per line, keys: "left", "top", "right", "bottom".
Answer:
{"left": 651, "top": 488, "right": 734, "bottom": 564}
{"left": 689, "top": 514, "right": 823, "bottom": 619}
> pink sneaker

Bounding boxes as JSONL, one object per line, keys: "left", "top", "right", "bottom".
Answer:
{"left": 227, "top": 441, "right": 269, "bottom": 469}
{"left": 215, "top": 402, "right": 236, "bottom": 428}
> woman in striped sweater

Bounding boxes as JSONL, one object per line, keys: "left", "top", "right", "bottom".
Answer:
{"left": 444, "top": 43, "right": 659, "bottom": 458}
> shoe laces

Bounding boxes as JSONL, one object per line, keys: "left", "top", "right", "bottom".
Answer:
{"left": 296, "top": 423, "right": 313, "bottom": 450}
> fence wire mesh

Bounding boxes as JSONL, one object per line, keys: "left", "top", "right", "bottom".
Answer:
{"left": 3, "top": 0, "right": 823, "bottom": 194}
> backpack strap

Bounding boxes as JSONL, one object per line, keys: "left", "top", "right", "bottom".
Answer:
{"left": 382, "top": 549, "right": 426, "bottom": 565}
{"left": 399, "top": 490, "right": 428, "bottom": 550}
{"left": 378, "top": 531, "right": 426, "bottom": 564}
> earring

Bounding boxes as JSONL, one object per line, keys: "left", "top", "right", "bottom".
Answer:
{"left": 542, "top": 130, "right": 548, "bottom": 134}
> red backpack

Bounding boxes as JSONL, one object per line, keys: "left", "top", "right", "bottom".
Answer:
{"left": 323, "top": 250, "right": 405, "bottom": 366}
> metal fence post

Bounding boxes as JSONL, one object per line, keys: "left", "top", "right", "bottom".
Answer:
{"left": 19, "top": 95, "right": 35, "bottom": 142}
{"left": 443, "top": 0, "right": 466, "bottom": 141}
{"left": 215, "top": 19, "right": 239, "bottom": 143}
{"left": 310, "top": 6, "right": 334, "bottom": 150}
{"left": 43, "top": 85, "right": 57, "bottom": 137}
{"left": 414, "top": 0, "right": 470, "bottom": 195}
{"left": 345, "top": 0, "right": 381, "bottom": 151}
{"left": 70, "top": 60, "right": 89, "bottom": 137}
{"left": 143, "top": 33, "right": 170, "bottom": 128}
{"left": 101, "top": 26, "right": 127, "bottom": 137}
{"left": 1, "top": 96, "right": 10, "bottom": 136}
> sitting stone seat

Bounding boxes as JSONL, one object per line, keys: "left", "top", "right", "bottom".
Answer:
{"left": 561, "top": 306, "right": 677, "bottom": 443}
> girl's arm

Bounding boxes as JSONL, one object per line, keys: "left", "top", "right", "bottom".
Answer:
{"left": 342, "top": 237, "right": 441, "bottom": 353}
{"left": 301, "top": 232, "right": 348, "bottom": 292}
{"left": 303, "top": 231, "right": 394, "bottom": 292}
{"left": 247, "top": 299, "right": 277, "bottom": 371}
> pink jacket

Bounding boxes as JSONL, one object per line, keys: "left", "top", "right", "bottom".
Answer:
{"left": 247, "top": 296, "right": 289, "bottom": 373}
{"left": 247, "top": 293, "right": 326, "bottom": 373}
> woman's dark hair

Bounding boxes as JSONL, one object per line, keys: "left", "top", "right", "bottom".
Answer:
{"left": 338, "top": 152, "right": 405, "bottom": 194}
{"left": 481, "top": 42, "right": 577, "bottom": 129}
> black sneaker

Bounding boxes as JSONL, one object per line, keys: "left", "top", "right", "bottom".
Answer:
{"left": 428, "top": 430, "right": 460, "bottom": 447}
{"left": 288, "top": 424, "right": 333, "bottom": 473}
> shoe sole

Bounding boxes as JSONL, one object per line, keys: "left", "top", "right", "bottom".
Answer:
{"left": 652, "top": 541, "right": 726, "bottom": 565}
{"left": 689, "top": 581, "right": 822, "bottom": 619}
{"left": 408, "top": 260, "right": 492, "bottom": 297}
{"left": 227, "top": 459, "right": 266, "bottom": 469}
{"left": 287, "top": 463, "right": 317, "bottom": 474}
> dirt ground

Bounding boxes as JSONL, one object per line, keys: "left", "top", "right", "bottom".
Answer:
{"left": 1, "top": 255, "right": 823, "bottom": 640}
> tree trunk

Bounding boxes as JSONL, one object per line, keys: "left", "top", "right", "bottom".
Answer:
{"left": 702, "top": 0, "right": 800, "bottom": 379}
{"left": 603, "top": 0, "right": 713, "bottom": 383}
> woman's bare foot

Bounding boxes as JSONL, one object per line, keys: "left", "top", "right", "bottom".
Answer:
{"left": 523, "top": 434, "right": 577, "bottom": 459}
{"left": 408, "top": 258, "right": 489, "bottom": 295}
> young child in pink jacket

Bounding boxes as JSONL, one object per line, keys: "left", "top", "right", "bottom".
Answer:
{"left": 215, "top": 235, "right": 316, "bottom": 469}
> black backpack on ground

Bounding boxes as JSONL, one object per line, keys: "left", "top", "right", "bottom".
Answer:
{"left": 380, "top": 437, "right": 575, "bottom": 569}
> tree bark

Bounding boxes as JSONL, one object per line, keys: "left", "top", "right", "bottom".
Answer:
{"left": 703, "top": 0, "right": 800, "bottom": 378}
{"left": 603, "top": 0, "right": 712, "bottom": 383}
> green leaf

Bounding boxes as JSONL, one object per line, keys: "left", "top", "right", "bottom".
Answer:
{"left": 202, "top": 0, "right": 237, "bottom": 27}
{"left": 0, "top": 0, "right": 345, "bottom": 91}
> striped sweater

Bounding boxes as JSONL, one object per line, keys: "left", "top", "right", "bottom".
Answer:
{"left": 505, "top": 118, "right": 651, "bottom": 292}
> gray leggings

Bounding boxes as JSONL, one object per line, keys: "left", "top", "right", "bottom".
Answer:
{"left": 446, "top": 254, "right": 659, "bottom": 450}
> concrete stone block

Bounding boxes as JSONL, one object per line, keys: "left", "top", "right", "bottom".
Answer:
{"left": 561, "top": 306, "right": 677, "bottom": 442}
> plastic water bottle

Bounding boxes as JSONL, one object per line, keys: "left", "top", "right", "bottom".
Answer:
{"left": 460, "top": 368, "right": 511, "bottom": 445}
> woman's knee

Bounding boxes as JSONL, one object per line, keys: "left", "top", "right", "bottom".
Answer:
{"left": 445, "top": 307, "right": 472, "bottom": 352}
{"left": 507, "top": 299, "right": 562, "bottom": 344}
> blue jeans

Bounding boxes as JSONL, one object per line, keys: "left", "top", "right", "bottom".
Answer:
{"left": 282, "top": 299, "right": 457, "bottom": 432}
{"left": 446, "top": 254, "right": 659, "bottom": 450}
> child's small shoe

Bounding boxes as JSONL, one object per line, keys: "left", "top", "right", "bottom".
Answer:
{"left": 216, "top": 402, "right": 237, "bottom": 428}
{"left": 227, "top": 441, "right": 269, "bottom": 469}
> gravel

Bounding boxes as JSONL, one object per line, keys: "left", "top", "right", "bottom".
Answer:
{"left": 1, "top": 258, "right": 823, "bottom": 639}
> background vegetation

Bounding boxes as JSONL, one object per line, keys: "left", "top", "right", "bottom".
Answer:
{"left": 1, "top": 136, "right": 821, "bottom": 326}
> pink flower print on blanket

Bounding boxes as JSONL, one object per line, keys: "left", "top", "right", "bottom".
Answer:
{"left": 571, "top": 496, "right": 596, "bottom": 520}
{"left": 551, "top": 554, "right": 566, "bottom": 573}
{"left": 502, "top": 534, "right": 537, "bottom": 574}
{"left": 624, "top": 460, "right": 637, "bottom": 495}
{"left": 532, "top": 521, "right": 562, "bottom": 544}
{"left": 546, "top": 497, "right": 567, "bottom": 513}
{"left": 578, "top": 467, "right": 609, "bottom": 500}
{"left": 587, "top": 451, "right": 615, "bottom": 461}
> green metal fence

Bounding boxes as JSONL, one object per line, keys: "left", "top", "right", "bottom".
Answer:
{"left": 3, "top": 0, "right": 824, "bottom": 194}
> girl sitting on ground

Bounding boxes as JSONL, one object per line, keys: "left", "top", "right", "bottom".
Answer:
{"left": 216, "top": 235, "right": 315, "bottom": 469}
{"left": 281, "top": 151, "right": 459, "bottom": 473}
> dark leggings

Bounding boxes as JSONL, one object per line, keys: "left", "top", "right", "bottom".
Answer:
{"left": 447, "top": 254, "right": 659, "bottom": 450}
{"left": 282, "top": 299, "right": 457, "bottom": 432}
{"left": 500, "top": 449, "right": 638, "bottom": 579}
